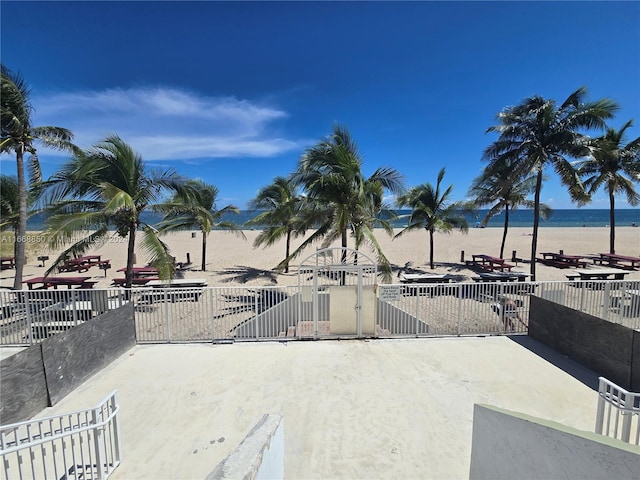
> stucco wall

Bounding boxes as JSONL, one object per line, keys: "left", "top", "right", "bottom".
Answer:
{"left": 529, "top": 295, "right": 639, "bottom": 390}
{"left": 469, "top": 404, "right": 640, "bottom": 480}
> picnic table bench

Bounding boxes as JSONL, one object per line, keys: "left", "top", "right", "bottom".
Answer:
{"left": 112, "top": 277, "right": 159, "bottom": 286}
{"left": 117, "top": 266, "right": 159, "bottom": 278}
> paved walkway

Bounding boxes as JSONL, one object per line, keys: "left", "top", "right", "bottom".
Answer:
{"left": 39, "top": 336, "right": 600, "bottom": 479}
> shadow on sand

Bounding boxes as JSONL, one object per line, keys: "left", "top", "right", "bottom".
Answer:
{"left": 391, "top": 261, "right": 469, "bottom": 282}
{"left": 508, "top": 335, "right": 600, "bottom": 391}
{"left": 222, "top": 266, "right": 279, "bottom": 284}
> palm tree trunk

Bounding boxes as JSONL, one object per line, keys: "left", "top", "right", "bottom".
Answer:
{"left": 429, "top": 228, "right": 435, "bottom": 269}
{"left": 201, "top": 231, "right": 207, "bottom": 271}
{"left": 284, "top": 228, "right": 291, "bottom": 274}
{"left": 529, "top": 170, "right": 543, "bottom": 282}
{"left": 500, "top": 205, "right": 509, "bottom": 259}
{"left": 13, "top": 144, "right": 26, "bottom": 290}
{"left": 609, "top": 188, "right": 615, "bottom": 254}
{"left": 125, "top": 225, "right": 136, "bottom": 289}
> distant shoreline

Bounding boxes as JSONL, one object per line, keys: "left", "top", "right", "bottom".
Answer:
{"left": 21, "top": 208, "right": 640, "bottom": 231}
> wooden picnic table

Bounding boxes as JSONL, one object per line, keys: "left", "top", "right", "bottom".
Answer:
{"left": 595, "top": 253, "right": 640, "bottom": 270}
{"left": 58, "top": 258, "right": 91, "bottom": 273}
{"left": 470, "top": 254, "right": 514, "bottom": 272}
{"left": 0, "top": 257, "right": 15, "bottom": 269}
{"left": 565, "top": 268, "right": 630, "bottom": 281}
{"left": 23, "top": 276, "right": 95, "bottom": 290}
{"left": 472, "top": 272, "right": 532, "bottom": 283}
{"left": 539, "top": 252, "right": 588, "bottom": 268}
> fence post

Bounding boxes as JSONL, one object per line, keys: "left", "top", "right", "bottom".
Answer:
{"left": 594, "top": 378, "right": 605, "bottom": 435}
{"left": 91, "top": 407, "right": 106, "bottom": 480}
{"left": 255, "top": 291, "right": 260, "bottom": 340}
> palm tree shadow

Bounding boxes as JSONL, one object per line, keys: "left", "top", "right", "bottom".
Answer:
{"left": 222, "top": 265, "right": 279, "bottom": 284}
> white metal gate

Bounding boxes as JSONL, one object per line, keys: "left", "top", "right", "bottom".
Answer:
{"left": 297, "top": 248, "right": 377, "bottom": 339}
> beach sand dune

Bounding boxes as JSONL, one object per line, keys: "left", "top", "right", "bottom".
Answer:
{"left": 1, "top": 227, "right": 639, "bottom": 289}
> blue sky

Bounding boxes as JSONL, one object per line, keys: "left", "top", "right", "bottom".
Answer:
{"left": 2, "top": 1, "right": 639, "bottom": 209}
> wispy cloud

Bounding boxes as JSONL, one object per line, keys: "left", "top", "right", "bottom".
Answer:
{"left": 30, "top": 87, "right": 303, "bottom": 160}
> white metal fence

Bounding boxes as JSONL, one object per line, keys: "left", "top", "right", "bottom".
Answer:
{"left": 0, "top": 391, "right": 121, "bottom": 480}
{"left": 0, "top": 279, "right": 638, "bottom": 345}
{"left": 594, "top": 377, "right": 640, "bottom": 446}
{"left": 0, "top": 288, "right": 129, "bottom": 345}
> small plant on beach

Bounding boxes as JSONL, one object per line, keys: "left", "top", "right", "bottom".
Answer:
{"left": 289, "top": 124, "right": 403, "bottom": 281}
{"left": 247, "top": 176, "right": 304, "bottom": 274}
{"left": 153, "top": 179, "right": 245, "bottom": 272}
{"left": 484, "top": 87, "right": 618, "bottom": 280}
{"left": 576, "top": 120, "right": 640, "bottom": 254}
{"left": 42, "top": 134, "right": 184, "bottom": 287}
{"left": 1, "top": 64, "right": 76, "bottom": 289}
{"left": 395, "top": 168, "right": 468, "bottom": 270}
{"left": 467, "top": 157, "right": 551, "bottom": 259}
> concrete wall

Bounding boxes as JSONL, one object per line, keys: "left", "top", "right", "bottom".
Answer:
{"left": 0, "top": 303, "right": 135, "bottom": 424}
{"left": 0, "top": 344, "right": 49, "bottom": 424}
{"left": 206, "top": 414, "right": 284, "bottom": 480}
{"left": 529, "top": 295, "right": 640, "bottom": 390}
{"left": 469, "top": 404, "right": 640, "bottom": 480}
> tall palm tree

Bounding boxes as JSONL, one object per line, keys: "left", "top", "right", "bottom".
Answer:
{"left": 290, "top": 124, "right": 404, "bottom": 278}
{"left": 484, "top": 87, "right": 618, "bottom": 280}
{"left": 43, "top": 134, "right": 183, "bottom": 287}
{"left": 153, "top": 179, "right": 245, "bottom": 271}
{"left": 1, "top": 65, "right": 76, "bottom": 289}
{"left": 577, "top": 120, "right": 640, "bottom": 253}
{"left": 467, "top": 157, "right": 551, "bottom": 258}
{"left": 247, "top": 176, "right": 303, "bottom": 274}
{"left": 395, "top": 168, "right": 468, "bottom": 269}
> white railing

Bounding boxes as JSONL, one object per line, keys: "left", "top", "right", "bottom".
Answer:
{"left": 595, "top": 377, "right": 640, "bottom": 446}
{"left": 1, "top": 279, "right": 639, "bottom": 345}
{"left": 0, "top": 391, "right": 121, "bottom": 479}
{"left": 0, "top": 288, "right": 129, "bottom": 346}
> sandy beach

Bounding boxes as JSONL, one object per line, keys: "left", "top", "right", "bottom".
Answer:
{"left": 2, "top": 226, "right": 639, "bottom": 289}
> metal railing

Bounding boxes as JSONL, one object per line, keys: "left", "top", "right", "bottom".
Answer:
{"left": 0, "top": 279, "right": 638, "bottom": 345}
{"left": 0, "top": 391, "right": 121, "bottom": 479}
{"left": 594, "top": 377, "right": 640, "bottom": 445}
{"left": 0, "top": 288, "right": 129, "bottom": 346}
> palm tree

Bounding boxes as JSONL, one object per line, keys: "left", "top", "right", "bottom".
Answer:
{"left": 0, "top": 174, "right": 42, "bottom": 260}
{"left": 577, "top": 120, "right": 640, "bottom": 254}
{"left": 247, "top": 176, "right": 303, "bottom": 274}
{"left": 1, "top": 65, "right": 76, "bottom": 289}
{"left": 153, "top": 179, "right": 245, "bottom": 271}
{"left": 395, "top": 168, "right": 468, "bottom": 269}
{"left": 467, "top": 157, "right": 552, "bottom": 258}
{"left": 484, "top": 87, "right": 618, "bottom": 280}
{"left": 43, "top": 134, "right": 183, "bottom": 287}
{"left": 290, "top": 124, "right": 404, "bottom": 278}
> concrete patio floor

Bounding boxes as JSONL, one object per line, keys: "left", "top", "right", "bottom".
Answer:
{"left": 37, "top": 336, "right": 601, "bottom": 479}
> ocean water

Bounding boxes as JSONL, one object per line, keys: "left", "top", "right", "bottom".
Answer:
{"left": 25, "top": 209, "right": 639, "bottom": 231}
